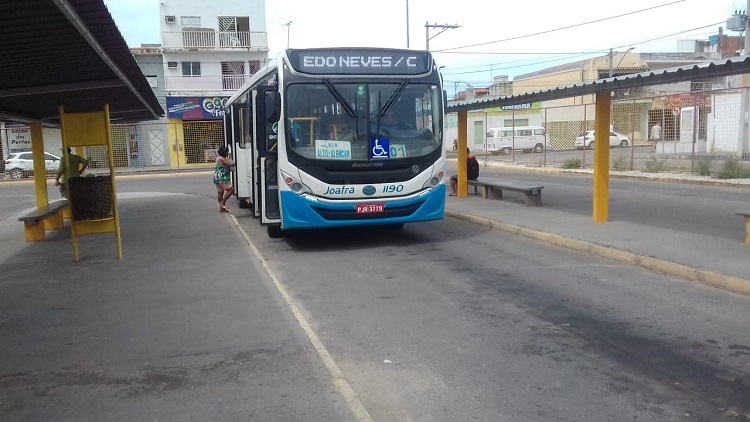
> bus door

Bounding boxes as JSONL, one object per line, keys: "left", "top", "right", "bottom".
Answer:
{"left": 225, "top": 101, "right": 254, "bottom": 210}
{"left": 252, "top": 86, "right": 281, "bottom": 224}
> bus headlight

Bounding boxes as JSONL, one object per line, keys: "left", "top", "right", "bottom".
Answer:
{"left": 423, "top": 167, "right": 445, "bottom": 189}
{"left": 281, "top": 171, "right": 311, "bottom": 194}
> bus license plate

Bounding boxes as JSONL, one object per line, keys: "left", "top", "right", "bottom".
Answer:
{"left": 356, "top": 203, "right": 384, "bottom": 214}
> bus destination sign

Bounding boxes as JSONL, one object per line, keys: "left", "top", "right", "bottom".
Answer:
{"left": 287, "top": 48, "right": 432, "bottom": 76}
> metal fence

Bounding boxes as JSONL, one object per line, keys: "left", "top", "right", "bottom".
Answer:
{"left": 450, "top": 85, "right": 750, "bottom": 177}
{"left": 5, "top": 84, "right": 750, "bottom": 179}
{"left": 1, "top": 120, "right": 227, "bottom": 178}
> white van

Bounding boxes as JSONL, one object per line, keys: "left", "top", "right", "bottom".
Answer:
{"left": 485, "top": 126, "right": 548, "bottom": 155}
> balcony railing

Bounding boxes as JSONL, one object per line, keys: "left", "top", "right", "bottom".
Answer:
{"left": 163, "top": 30, "right": 268, "bottom": 51}
{"left": 164, "top": 74, "right": 250, "bottom": 93}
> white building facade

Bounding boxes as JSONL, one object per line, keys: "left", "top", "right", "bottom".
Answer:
{"left": 159, "top": 0, "right": 269, "bottom": 169}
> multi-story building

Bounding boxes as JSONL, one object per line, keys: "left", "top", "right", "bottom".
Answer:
{"left": 156, "top": 0, "right": 269, "bottom": 169}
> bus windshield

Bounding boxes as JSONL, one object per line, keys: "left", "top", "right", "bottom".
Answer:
{"left": 285, "top": 81, "right": 442, "bottom": 162}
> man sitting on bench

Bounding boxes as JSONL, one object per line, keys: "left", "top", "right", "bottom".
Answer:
{"left": 450, "top": 147, "right": 479, "bottom": 196}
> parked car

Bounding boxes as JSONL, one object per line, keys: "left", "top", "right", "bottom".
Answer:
{"left": 574, "top": 130, "right": 630, "bottom": 150}
{"left": 4, "top": 151, "right": 61, "bottom": 179}
{"left": 485, "top": 126, "right": 548, "bottom": 155}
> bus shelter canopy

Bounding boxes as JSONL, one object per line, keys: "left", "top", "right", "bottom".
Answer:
{"left": 0, "top": 0, "right": 163, "bottom": 125}
{"left": 447, "top": 56, "right": 750, "bottom": 112}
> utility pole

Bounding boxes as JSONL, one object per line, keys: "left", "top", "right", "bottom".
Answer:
{"left": 609, "top": 48, "right": 614, "bottom": 77}
{"left": 283, "top": 21, "right": 292, "bottom": 48}
{"left": 425, "top": 22, "right": 460, "bottom": 51}
{"left": 745, "top": 0, "right": 750, "bottom": 157}
{"left": 406, "top": 0, "right": 410, "bottom": 48}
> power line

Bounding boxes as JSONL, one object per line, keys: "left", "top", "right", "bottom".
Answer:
{"left": 440, "top": 21, "right": 724, "bottom": 76}
{"left": 434, "top": 0, "right": 686, "bottom": 52}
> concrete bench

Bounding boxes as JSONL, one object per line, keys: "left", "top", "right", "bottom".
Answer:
{"left": 738, "top": 210, "right": 750, "bottom": 245}
{"left": 18, "top": 199, "right": 69, "bottom": 241}
{"left": 467, "top": 178, "right": 544, "bottom": 207}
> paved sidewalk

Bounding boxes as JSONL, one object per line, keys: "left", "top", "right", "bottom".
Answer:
{"left": 446, "top": 161, "right": 750, "bottom": 295}
{"left": 0, "top": 192, "right": 354, "bottom": 421}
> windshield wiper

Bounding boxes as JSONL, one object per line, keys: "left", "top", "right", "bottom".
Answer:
{"left": 323, "top": 79, "right": 357, "bottom": 118}
{"left": 378, "top": 79, "right": 409, "bottom": 117}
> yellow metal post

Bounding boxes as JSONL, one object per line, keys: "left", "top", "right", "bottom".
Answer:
{"left": 30, "top": 122, "right": 49, "bottom": 209}
{"left": 103, "top": 104, "right": 123, "bottom": 259}
{"left": 593, "top": 91, "right": 611, "bottom": 223}
{"left": 457, "top": 111, "right": 468, "bottom": 197}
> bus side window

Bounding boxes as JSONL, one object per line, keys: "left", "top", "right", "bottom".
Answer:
{"left": 243, "top": 105, "right": 254, "bottom": 148}
{"left": 238, "top": 107, "right": 247, "bottom": 148}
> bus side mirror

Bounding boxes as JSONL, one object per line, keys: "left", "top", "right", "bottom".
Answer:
{"left": 265, "top": 91, "right": 281, "bottom": 123}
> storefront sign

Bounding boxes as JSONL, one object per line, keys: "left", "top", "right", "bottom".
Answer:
{"left": 668, "top": 94, "right": 711, "bottom": 109}
{"left": 7, "top": 126, "right": 31, "bottom": 152}
{"left": 500, "top": 103, "right": 533, "bottom": 111}
{"left": 167, "top": 97, "right": 229, "bottom": 119}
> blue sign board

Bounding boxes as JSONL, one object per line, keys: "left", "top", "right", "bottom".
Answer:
{"left": 166, "top": 97, "right": 229, "bottom": 119}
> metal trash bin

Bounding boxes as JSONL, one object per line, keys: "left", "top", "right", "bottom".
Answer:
{"left": 68, "top": 175, "right": 113, "bottom": 220}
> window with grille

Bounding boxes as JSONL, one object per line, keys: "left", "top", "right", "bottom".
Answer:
{"left": 182, "top": 62, "right": 201, "bottom": 77}
{"left": 218, "top": 16, "right": 249, "bottom": 32}
{"left": 218, "top": 17, "right": 250, "bottom": 47}
{"left": 222, "top": 62, "right": 245, "bottom": 90}
{"left": 248, "top": 60, "right": 261, "bottom": 75}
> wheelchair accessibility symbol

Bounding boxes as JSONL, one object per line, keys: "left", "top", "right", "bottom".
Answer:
{"left": 370, "top": 138, "right": 390, "bottom": 159}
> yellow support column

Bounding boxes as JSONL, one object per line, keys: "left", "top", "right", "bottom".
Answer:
{"left": 30, "top": 122, "right": 49, "bottom": 209}
{"left": 457, "top": 111, "right": 468, "bottom": 198}
{"left": 593, "top": 91, "right": 611, "bottom": 223}
{"left": 103, "top": 104, "right": 123, "bottom": 260}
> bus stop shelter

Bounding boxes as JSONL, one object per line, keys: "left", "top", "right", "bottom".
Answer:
{"left": 447, "top": 56, "right": 750, "bottom": 223}
{"left": 0, "top": 0, "right": 162, "bottom": 256}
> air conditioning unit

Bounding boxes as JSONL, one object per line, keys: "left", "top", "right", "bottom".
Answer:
{"left": 165, "top": 15, "right": 176, "bottom": 24}
{"left": 167, "top": 61, "right": 178, "bottom": 68}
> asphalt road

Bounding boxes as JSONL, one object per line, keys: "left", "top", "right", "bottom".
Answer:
{"left": 2, "top": 173, "right": 749, "bottom": 421}
{"left": 234, "top": 209, "right": 750, "bottom": 421}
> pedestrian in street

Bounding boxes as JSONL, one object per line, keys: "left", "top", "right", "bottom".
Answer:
{"left": 450, "top": 147, "right": 479, "bottom": 196}
{"left": 213, "top": 146, "right": 235, "bottom": 212}
{"left": 651, "top": 123, "right": 661, "bottom": 152}
{"left": 54, "top": 147, "right": 88, "bottom": 198}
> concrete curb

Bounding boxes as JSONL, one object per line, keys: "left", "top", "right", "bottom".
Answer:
{"left": 446, "top": 210, "right": 750, "bottom": 296}
{"left": 447, "top": 157, "right": 750, "bottom": 189}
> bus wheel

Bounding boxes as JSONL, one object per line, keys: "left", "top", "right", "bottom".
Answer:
{"left": 534, "top": 143, "right": 544, "bottom": 153}
{"left": 501, "top": 148, "right": 512, "bottom": 155}
{"left": 267, "top": 225, "right": 284, "bottom": 238}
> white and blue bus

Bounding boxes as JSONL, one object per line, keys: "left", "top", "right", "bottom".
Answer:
{"left": 223, "top": 47, "right": 446, "bottom": 237}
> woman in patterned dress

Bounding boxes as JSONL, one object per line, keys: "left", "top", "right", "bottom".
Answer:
{"left": 213, "top": 146, "right": 236, "bottom": 212}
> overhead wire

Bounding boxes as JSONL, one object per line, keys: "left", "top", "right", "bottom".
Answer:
{"left": 439, "top": 21, "right": 725, "bottom": 77}
{"left": 434, "top": 0, "right": 687, "bottom": 53}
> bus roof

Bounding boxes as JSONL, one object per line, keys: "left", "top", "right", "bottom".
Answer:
{"left": 226, "top": 55, "right": 280, "bottom": 106}
{"left": 226, "top": 47, "right": 435, "bottom": 106}
{"left": 286, "top": 47, "right": 433, "bottom": 76}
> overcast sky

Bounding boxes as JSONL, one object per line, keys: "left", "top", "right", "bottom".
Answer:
{"left": 103, "top": 0, "right": 740, "bottom": 89}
